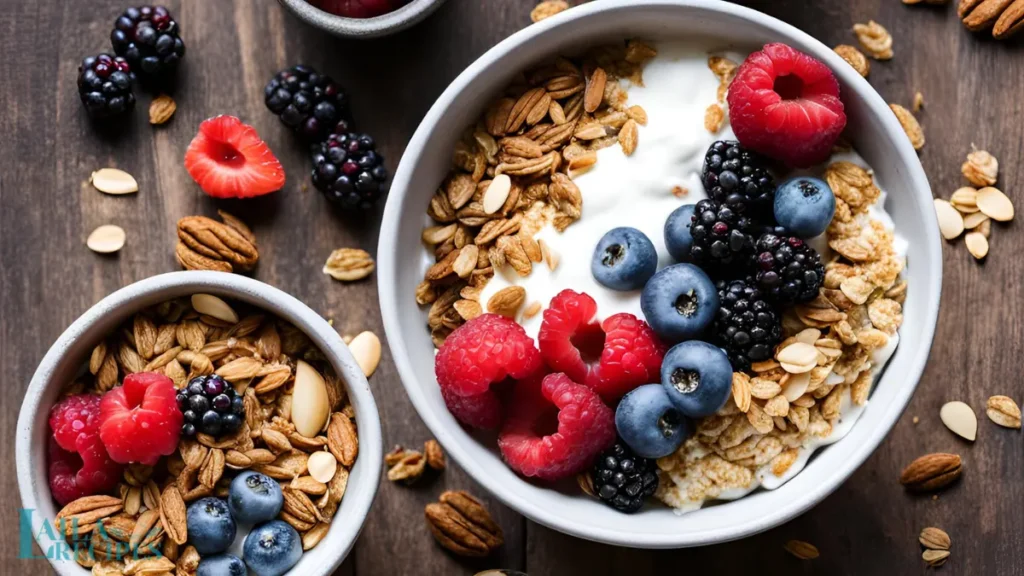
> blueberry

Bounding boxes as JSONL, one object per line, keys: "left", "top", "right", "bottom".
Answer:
{"left": 773, "top": 177, "right": 836, "bottom": 238}
{"left": 660, "top": 341, "right": 733, "bottom": 418}
{"left": 664, "top": 204, "right": 696, "bottom": 263}
{"left": 640, "top": 264, "right": 718, "bottom": 342}
{"left": 198, "top": 554, "right": 246, "bottom": 576}
{"left": 243, "top": 520, "right": 303, "bottom": 576}
{"left": 590, "top": 227, "right": 658, "bottom": 291}
{"left": 615, "top": 384, "right": 690, "bottom": 459}
{"left": 229, "top": 471, "right": 283, "bottom": 524}
{"left": 186, "top": 497, "right": 236, "bottom": 555}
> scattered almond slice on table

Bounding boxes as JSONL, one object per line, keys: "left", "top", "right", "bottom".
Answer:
{"left": 976, "top": 187, "right": 1014, "bottom": 221}
{"left": 530, "top": 0, "right": 568, "bottom": 22}
{"left": 323, "top": 248, "right": 375, "bottom": 281}
{"left": 86, "top": 224, "right": 126, "bottom": 253}
{"left": 149, "top": 94, "right": 176, "bottom": 124}
{"left": 986, "top": 395, "right": 1022, "bottom": 428}
{"left": 940, "top": 401, "right": 977, "bottom": 441}
{"left": 934, "top": 200, "right": 964, "bottom": 240}
{"left": 964, "top": 232, "right": 989, "bottom": 260}
{"left": 347, "top": 331, "right": 382, "bottom": 378}
{"left": 90, "top": 168, "right": 138, "bottom": 195}
{"left": 923, "top": 548, "right": 951, "bottom": 568}
{"left": 783, "top": 539, "right": 819, "bottom": 560}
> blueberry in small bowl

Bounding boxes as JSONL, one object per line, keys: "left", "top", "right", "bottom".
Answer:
{"left": 229, "top": 470, "right": 284, "bottom": 524}
{"left": 640, "top": 263, "right": 718, "bottom": 342}
{"left": 660, "top": 341, "right": 733, "bottom": 418}
{"left": 664, "top": 204, "right": 696, "bottom": 263}
{"left": 198, "top": 554, "right": 246, "bottom": 576}
{"left": 773, "top": 176, "right": 836, "bottom": 238}
{"left": 615, "top": 384, "right": 690, "bottom": 459}
{"left": 187, "top": 497, "right": 237, "bottom": 555}
{"left": 591, "top": 227, "right": 658, "bottom": 291}
{"left": 244, "top": 519, "right": 303, "bottom": 576}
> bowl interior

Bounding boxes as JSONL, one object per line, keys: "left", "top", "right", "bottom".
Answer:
{"left": 17, "top": 272, "right": 381, "bottom": 575}
{"left": 379, "top": 0, "right": 941, "bottom": 548}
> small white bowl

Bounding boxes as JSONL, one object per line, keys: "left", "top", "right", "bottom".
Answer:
{"left": 277, "top": 0, "right": 447, "bottom": 38}
{"left": 16, "top": 271, "right": 382, "bottom": 574}
{"left": 378, "top": 0, "right": 942, "bottom": 548}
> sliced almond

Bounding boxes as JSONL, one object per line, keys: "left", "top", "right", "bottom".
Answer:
{"left": 777, "top": 342, "right": 818, "bottom": 368}
{"left": 307, "top": 451, "right": 338, "bottom": 484}
{"left": 976, "top": 187, "right": 1014, "bottom": 221}
{"left": 482, "top": 174, "right": 512, "bottom": 215}
{"left": 934, "top": 199, "right": 964, "bottom": 240}
{"left": 962, "top": 211, "right": 989, "bottom": 229}
{"left": 781, "top": 371, "right": 811, "bottom": 402}
{"left": 87, "top": 225, "right": 126, "bottom": 254}
{"left": 964, "top": 232, "right": 989, "bottom": 260}
{"left": 950, "top": 187, "right": 979, "bottom": 213}
{"left": 90, "top": 168, "right": 138, "bottom": 195}
{"left": 939, "top": 401, "right": 977, "bottom": 441}
{"left": 347, "top": 331, "right": 381, "bottom": 378}
{"left": 292, "top": 360, "right": 331, "bottom": 437}
{"left": 190, "top": 294, "right": 239, "bottom": 324}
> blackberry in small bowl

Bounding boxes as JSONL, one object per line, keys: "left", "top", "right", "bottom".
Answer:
{"left": 264, "top": 65, "right": 351, "bottom": 141}
{"left": 702, "top": 140, "right": 776, "bottom": 218}
{"left": 750, "top": 232, "right": 825, "bottom": 305}
{"left": 77, "top": 54, "right": 136, "bottom": 120}
{"left": 689, "top": 199, "right": 755, "bottom": 273}
{"left": 177, "top": 375, "right": 245, "bottom": 438}
{"left": 110, "top": 6, "right": 185, "bottom": 86}
{"left": 712, "top": 279, "right": 782, "bottom": 371}
{"left": 311, "top": 129, "right": 389, "bottom": 210}
{"left": 589, "top": 440, "right": 659, "bottom": 513}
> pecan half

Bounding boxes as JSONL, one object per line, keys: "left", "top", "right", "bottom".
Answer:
{"left": 424, "top": 490, "right": 503, "bottom": 557}
{"left": 176, "top": 215, "right": 259, "bottom": 273}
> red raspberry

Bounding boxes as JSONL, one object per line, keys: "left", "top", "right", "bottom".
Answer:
{"left": 435, "top": 314, "right": 543, "bottom": 429}
{"left": 497, "top": 373, "right": 616, "bottom": 481}
{"left": 48, "top": 435, "right": 122, "bottom": 506}
{"left": 99, "top": 372, "right": 183, "bottom": 465}
{"left": 728, "top": 43, "right": 847, "bottom": 168}
{"left": 538, "top": 290, "right": 603, "bottom": 385}
{"left": 49, "top": 394, "right": 102, "bottom": 453}
{"left": 588, "top": 313, "right": 666, "bottom": 400}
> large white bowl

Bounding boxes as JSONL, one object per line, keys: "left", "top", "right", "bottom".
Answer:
{"left": 378, "top": 0, "right": 941, "bottom": 548}
{"left": 16, "top": 271, "right": 382, "bottom": 574}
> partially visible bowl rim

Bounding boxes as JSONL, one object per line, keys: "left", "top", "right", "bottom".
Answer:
{"left": 379, "top": 0, "right": 942, "bottom": 547}
{"left": 16, "top": 271, "right": 383, "bottom": 574}
{"left": 277, "top": 0, "right": 446, "bottom": 38}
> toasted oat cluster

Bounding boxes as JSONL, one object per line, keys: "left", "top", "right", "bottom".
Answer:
{"left": 55, "top": 295, "right": 358, "bottom": 574}
{"left": 656, "top": 163, "right": 906, "bottom": 508}
{"left": 415, "top": 40, "right": 658, "bottom": 346}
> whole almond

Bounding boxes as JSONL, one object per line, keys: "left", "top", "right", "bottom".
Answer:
{"left": 899, "top": 453, "right": 962, "bottom": 492}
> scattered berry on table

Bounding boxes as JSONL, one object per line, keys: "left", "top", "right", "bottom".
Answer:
{"left": 435, "top": 314, "right": 543, "bottom": 430}
{"left": 311, "top": 129, "right": 389, "bottom": 210}
{"left": 48, "top": 435, "right": 122, "bottom": 506}
{"left": 773, "top": 176, "right": 836, "bottom": 238}
{"left": 77, "top": 54, "right": 135, "bottom": 120}
{"left": 590, "top": 227, "right": 658, "bottom": 291}
{"left": 177, "top": 375, "right": 244, "bottom": 438}
{"left": 587, "top": 313, "right": 665, "bottom": 401}
{"left": 186, "top": 497, "right": 237, "bottom": 555}
{"left": 589, "top": 440, "right": 659, "bottom": 513}
{"left": 264, "top": 65, "right": 350, "bottom": 141}
{"left": 197, "top": 554, "right": 246, "bottom": 576}
{"left": 498, "top": 373, "right": 616, "bottom": 482}
{"left": 749, "top": 232, "right": 825, "bottom": 304}
{"left": 615, "top": 384, "right": 689, "bottom": 460}
{"left": 639, "top": 263, "right": 719, "bottom": 343}
{"left": 310, "top": 0, "right": 408, "bottom": 18}
{"left": 110, "top": 6, "right": 185, "bottom": 87}
{"left": 49, "top": 393, "right": 103, "bottom": 453}
{"left": 688, "top": 199, "right": 756, "bottom": 272}
{"left": 184, "top": 115, "right": 286, "bottom": 199}
{"left": 660, "top": 341, "right": 733, "bottom": 419}
{"left": 228, "top": 471, "right": 283, "bottom": 525}
{"left": 728, "top": 43, "right": 847, "bottom": 168}
{"left": 243, "top": 519, "right": 303, "bottom": 576}
{"left": 98, "top": 372, "right": 182, "bottom": 466}
{"left": 664, "top": 204, "right": 696, "bottom": 263}
{"left": 701, "top": 140, "right": 776, "bottom": 217}
{"left": 712, "top": 279, "right": 782, "bottom": 372}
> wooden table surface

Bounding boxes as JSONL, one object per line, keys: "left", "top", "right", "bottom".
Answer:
{"left": 3, "top": 0, "right": 1022, "bottom": 574}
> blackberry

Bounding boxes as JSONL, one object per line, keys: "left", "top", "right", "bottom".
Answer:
{"left": 176, "top": 375, "right": 245, "bottom": 438}
{"left": 712, "top": 279, "right": 782, "bottom": 371}
{"left": 702, "top": 141, "right": 776, "bottom": 217}
{"left": 750, "top": 233, "right": 825, "bottom": 304}
{"left": 77, "top": 54, "right": 136, "bottom": 119}
{"left": 110, "top": 6, "right": 185, "bottom": 86}
{"left": 589, "top": 441, "right": 659, "bottom": 513}
{"left": 311, "top": 130, "right": 388, "bottom": 210}
{"left": 264, "top": 65, "right": 351, "bottom": 141}
{"left": 689, "top": 199, "right": 755, "bottom": 273}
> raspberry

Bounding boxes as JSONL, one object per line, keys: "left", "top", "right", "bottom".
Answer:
{"left": 538, "top": 290, "right": 603, "bottom": 385}
{"left": 497, "top": 373, "right": 616, "bottom": 481}
{"left": 728, "top": 43, "right": 847, "bottom": 168}
{"left": 588, "top": 313, "right": 666, "bottom": 400}
{"left": 48, "top": 436, "right": 122, "bottom": 506}
{"left": 99, "top": 372, "right": 183, "bottom": 465}
{"left": 49, "top": 394, "right": 103, "bottom": 453}
{"left": 435, "top": 314, "right": 543, "bottom": 429}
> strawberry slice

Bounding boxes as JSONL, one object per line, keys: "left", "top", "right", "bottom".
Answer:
{"left": 184, "top": 115, "right": 285, "bottom": 198}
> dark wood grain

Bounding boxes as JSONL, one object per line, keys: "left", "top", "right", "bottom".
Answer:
{"left": 2, "top": 0, "right": 1022, "bottom": 574}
